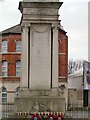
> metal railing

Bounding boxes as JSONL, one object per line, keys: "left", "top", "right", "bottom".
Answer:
{"left": 65, "top": 103, "right": 90, "bottom": 118}
{"left": 0, "top": 103, "right": 90, "bottom": 118}
{"left": 0, "top": 103, "right": 14, "bottom": 118}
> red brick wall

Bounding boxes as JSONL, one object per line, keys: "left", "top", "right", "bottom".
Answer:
{"left": 8, "top": 35, "right": 21, "bottom": 52}
{"left": 58, "top": 30, "right": 68, "bottom": 82}
{"left": 0, "top": 34, "right": 21, "bottom": 81}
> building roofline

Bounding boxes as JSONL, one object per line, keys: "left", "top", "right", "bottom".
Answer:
{"left": 58, "top": 26, "right": 67, "bottom": 35}
{"left": 0, "top": 24, "right": 21, "bottom": 35}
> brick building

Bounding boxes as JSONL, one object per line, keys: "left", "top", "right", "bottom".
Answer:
{"left": 0, "top": 24, "right": 68, "bottom": 103}
{"left": 58, "top": 26, "right": 68, "bottom": 83}
{"left": 0, "top": 24, "right": 21, "bottom": 103}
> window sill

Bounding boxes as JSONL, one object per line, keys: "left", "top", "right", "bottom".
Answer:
{"left": 0, "top": 76, "right": 21, "bottom": 78}
{"left": 0, "top": 52, "right": 21, "bottom": 55}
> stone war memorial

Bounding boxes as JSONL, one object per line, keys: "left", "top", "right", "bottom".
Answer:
{"left": 14, "top": 0, "right": 66, "bottom": 117}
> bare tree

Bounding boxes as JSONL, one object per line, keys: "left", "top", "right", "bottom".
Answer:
{"left": 68, "top": 59, "right": 84, "bottom": 74}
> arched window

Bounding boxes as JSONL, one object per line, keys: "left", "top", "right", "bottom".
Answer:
{"left": 1, "top": 40, "right": 8, "bottom": 53}
{"left": 16, "top": 61, "right": 21, "bottom": 77}
{"left": 2, "top": 61, "right": 8, "bottom": 77}
{"left": 2, "top": 87, "right": 7, "bottom": 103}
{"left": 15, "top": 87, "right": 20, "bottom": 97}
{"left": 16, "top": 40, "right": 21, "bottom": 52}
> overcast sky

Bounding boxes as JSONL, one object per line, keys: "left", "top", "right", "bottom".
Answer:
{"left": 0, "top": 0, "right": 89, "bottom": 60}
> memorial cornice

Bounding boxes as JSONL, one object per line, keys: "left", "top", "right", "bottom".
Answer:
{"left": 19, "top": 2, "right": 63, "bottom": 13}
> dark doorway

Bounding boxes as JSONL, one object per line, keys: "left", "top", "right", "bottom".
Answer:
{"left": 83, "top": 90, "right": 88, "bottom": 107}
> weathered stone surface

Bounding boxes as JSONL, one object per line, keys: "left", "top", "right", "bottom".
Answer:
{"left": 15, "top": 96, "right": 65, "bottom": 113}
{"left": 15, "top": 88, "right": 65, "bottom": 113}
{"left": 29, "top": 24, "right": 51, "bottom": 89}
{"left": 19, "top": 2, "right": 63, "bottom": 23}
{"left": 19, "top": 1, "right": 62, "bottom": 89}
{"left": 15, "top": 0, "right": 64, "bottom": 116}
{"left": 23, "top": 8, "right": 58, "bottom": 15}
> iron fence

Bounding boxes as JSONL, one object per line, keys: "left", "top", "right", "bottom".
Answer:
{"left": 0, "top": 103, "right": 14, "bottom": 118}
{"left": 65, "top": 103, "right": 90, "bottom": 118}
{"left": 0, "top": 103, "right": 90, "bottom": 119}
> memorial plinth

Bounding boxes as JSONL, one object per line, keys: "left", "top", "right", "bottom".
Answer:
{"left": 14, "top": 0, "right": 65, "bottom": 114}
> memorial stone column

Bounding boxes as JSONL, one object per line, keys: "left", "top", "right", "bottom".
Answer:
{"left": 21, "top": 24, "right": 29, "bottom": 89}
{"left": 14, "top": 0, "right": 65, "bottom": 114}
{"left": 52, "top": 24, "right": 59, "bottom": 88}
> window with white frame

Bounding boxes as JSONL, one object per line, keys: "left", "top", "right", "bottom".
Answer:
{"left": 1, "top": 40, "right": 8, "bottom": 53}
{"left": 16, "top": 40, "right": 21, "bottom": 52}
{"left": 16, "top": 61, "right": 21, "bottom": 77}
{"left": 2, "top": 61, "right": 8, "bottom": 77}
{"left": 2, "top": 87, "right": 7, "bottom": 103}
